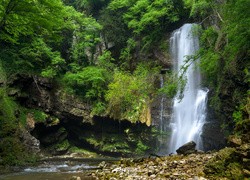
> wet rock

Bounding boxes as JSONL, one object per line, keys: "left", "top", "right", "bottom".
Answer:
{"left": 69, "top": 176, "right": 81, "bottom": 180}
{"left": 196, "top": 150, "right": 205, "bottom": 154}
{"left": 0, "top": 158, "right": 3, "bottom": 165}
{"left": 26, "top": 113, "right": 36, "bottom": 131}
{"left": 19, "top": 128, "right": 40, "bottom": 153}
{"left": 243, "top": 158, "right": 250, "bottom": 169}
{"left": 176, "top": 141, "right": 197, "bottom": 155}
{"left": 228, "top": 136, "right": 242, "bottom": 147}
{"left": 243, "top": 169, "right": 250, "bottom": 177}
{"left": 120, "top": 158, "right": 135, "bottom": 166}
{"left": 112, "top": 167, "right": 122, "bottom": 173}
{"left": 99, "top": 161, "right": 108, "bottom": 169}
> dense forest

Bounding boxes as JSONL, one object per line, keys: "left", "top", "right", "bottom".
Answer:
{"left": 0, "top": 0, "right": 249, "bottom": 177}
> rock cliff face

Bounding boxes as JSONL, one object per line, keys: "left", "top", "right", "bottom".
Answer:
{"left": 12, "top": 36, "right": 173, "bottom": 156}
{"left": 149, "top": 33, "right": 227, "bottom": 153}
{"left": 201, "top": 91, "right": 226, "bottom": 151}
{"left": 7, "top": 74, "right": 159, "bottom": 156}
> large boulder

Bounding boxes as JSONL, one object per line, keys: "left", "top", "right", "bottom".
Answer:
{"left": 176, "top": 141, "right": 197, "bottom": 155}
{"left": 19, "top": 128, "right": 40, "bottom": 154}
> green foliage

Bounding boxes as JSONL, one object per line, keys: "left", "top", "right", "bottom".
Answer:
{"left": 184, "top": 0, "right": 211, "bottom": 18}
{"left": 196, "top": 0, "right": 249, "bottom": 87}
{"left": 99, "top": 6, "right": 130, "bottom": 48}
{"left": 55, "top": 139, "right": 70, "bottom": 151}
{"left": 21, "top": 108, "right": 47, "bottom": 123}
{"left": 70, "top": 13, "right": 102, "bottom": 66}
{"left": 63, "top": 66, "right": 107, "bottom": 99}
{"left": 97, "top": 50, "right": 116, "bottom": 74}
{"left": 64, "top": 66, "right": 106, "bottom": 100}
{"left": 108, "top": 0, "right": 187, "bottom": 50}
{"left": 0, "top": 87, "right": 38, "bottom": 166}
{"left": 0, "top": 0, "right": 69, "bottom": 43}
{"left": 0, "top": 37, "right": 65, "bottom": 76}
{"left": 233, "top": 90, "right": 250, "bottom": 124}
{"left": 66, "top": 0, "right": 111, "bottom": 16}
{"left": 63, "top": 66, "right": 109, "bottom": 115}
{"left": 0, "top": 89, "right": 18, "bottom": 133}
{"left": 0, "top": 0, "right": 103, "bottom": 78}
{"left": 222, "top": 0, "right": 250, "bottom": 64}
{"left": 86, "top": 137, "right": 104, "bottom": 147}
{"left": 185, "top": 0, "right": 250, "bottom": 128}
{"left": 135, "top": 140, "right": 149, "bottom": 154}
{"left": 161, "top": 71, "right": 188, "bottom": 101}
{"left": 204, "top": 147, "right": 244, "bottom": 179}
{"left": 0, "top": 61, "right": 6, "bottom": 83}
{"left": 119, "top": 38, "right": 137, "bottom": 70}
{"left": 105, "top": 63, "right": 159, "bottom": 121}
{"left": 233, "top": 108, "right": 243, "bottom": 124}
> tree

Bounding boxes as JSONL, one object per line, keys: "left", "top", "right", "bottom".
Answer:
{"left": 70, "top": 13, "right": 102, "bottom": 66}
{"left": 105, "top": 63, "right": 160, "bottom": 121}
{"left": 0, "top": 36, "right": 65, "bottom": 76}
{"left": 107, "top": 0, "right": 187, "bottom": 50}
{"left": 0, "top": 0, "right": 71, "bottom": 43}
{"left": 180, "top": 0, "right": 250, "bottom": 127}
{"left": 99, "top": 5, "right": 130, "bottom": 50}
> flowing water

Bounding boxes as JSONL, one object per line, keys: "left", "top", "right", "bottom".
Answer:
{"left": 168, "top": 24, "right": 208, "bottom": 154}
{"left": 159, "top": 75, "right": 164, "bottom": 149}
{"left": 0, "top": 158, "right": 118, "bottom": 180}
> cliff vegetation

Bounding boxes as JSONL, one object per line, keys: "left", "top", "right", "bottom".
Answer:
{"left": 0, "top": 1, "right": 249, "bottom": 178}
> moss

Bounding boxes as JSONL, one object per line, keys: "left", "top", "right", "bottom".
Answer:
{"left": 0, "top": 85, "right": 39, "bottom": 166}
{"left": 235, "top": 119, "right": 250, "bottom": 134}
{"left": 0, "top": 134, "right": 37, "bottom": 166}
{"left": 85, "top": 137, "right": 104, "bottom": 148}
{"left": 0, "top": 89, "right": 21, "bottom": 141}
{"left": 46, "top": 116, "right": 60, "bottom": 126}
{"left": 225, "top": 162, "right": 243, "bottom": 179}
{"left": 68, "top": 146, "right": 97, "bottom": 156}
{"left": 204, "top": 147, "right": 245, "bottom": 179}
{"left": 20, "top": 107, "right": 60, "bottom": 127}
{"left": 46, "top": 137, "right": 70, "bottom": 153}
{"left": 21, "top": 108, "right": 47, "bottom": 123}
{"left": 135, "top": 140, "right": 149, "bottom": 154}
{"left": 55, "top": 139, "right": 70, "bottom": 151}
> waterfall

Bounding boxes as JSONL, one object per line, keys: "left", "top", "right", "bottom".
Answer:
{"left": 168, "top": 24, "right": 208, "bottom": 154}
{"left": 159, "top": 75, "right": 165, "bottom": 150}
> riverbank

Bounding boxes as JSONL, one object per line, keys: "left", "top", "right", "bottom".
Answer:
{"left": 91, "top": 152, "right": 216, "bottom": 180}
{"left": 1, "top": 142, "right": 249, "bottom": 180}
{"left": 91, "top": 145, "right": 249, "bottom": 180}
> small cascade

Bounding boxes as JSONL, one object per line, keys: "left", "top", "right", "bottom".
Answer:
{"left": 159, "top": 75, "right": 165, "bottom": 149}
{"left": 168, "top": 24, "right": 208, "bottom": 154}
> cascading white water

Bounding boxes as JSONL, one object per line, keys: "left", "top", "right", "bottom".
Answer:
{"left": 159, "top": 75, "right": 165, "bottom": 149}
{"left": 168, "top": 24, "right": 208, "bottom": 154}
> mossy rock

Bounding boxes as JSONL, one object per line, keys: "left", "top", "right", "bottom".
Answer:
{"left": 224, "top": 162, "right": 243, "bottom": 179}
{"left": 214, "top": 147, "right": 236, "bottom": 161}
{"left": 204, "top": 147, "right": 245, "bottom": 179}
{"left": 46, "top": 139, "right": 70, "bottom": 155}
{"left": 235, "top": 119, "right": 250, "bottom": 135}
{"left": 55, "top": 139, "right": 70, "bottom": 152}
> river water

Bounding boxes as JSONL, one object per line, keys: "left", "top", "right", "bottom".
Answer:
{"left": 0, "top": 158, "right": 118, "bottom": 180}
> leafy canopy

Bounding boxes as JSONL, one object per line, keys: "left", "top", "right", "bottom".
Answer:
{"left": 0, "top": 0, "right": 72, "bottom": 43}
{"left": 105, "top": 63, "right": 160, "bottom": 122}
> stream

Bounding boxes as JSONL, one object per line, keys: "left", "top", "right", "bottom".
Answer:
{"left": 0, "top": 158, "right": 119, "bottom": 180}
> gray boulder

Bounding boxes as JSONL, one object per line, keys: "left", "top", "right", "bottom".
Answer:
{"left": 176, "top": 141, "right": 197, "bottom": 155}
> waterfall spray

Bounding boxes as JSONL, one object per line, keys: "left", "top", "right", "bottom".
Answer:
{"left": 168, "top": 24, "right": 208, "bottom": 154}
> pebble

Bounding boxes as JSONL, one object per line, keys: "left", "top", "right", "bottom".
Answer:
{"left": 93, "top": 153, "right": 218, "bottom": 179}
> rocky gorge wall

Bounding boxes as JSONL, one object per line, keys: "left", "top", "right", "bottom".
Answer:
{"left": 2, "top": 29, "right": 232, "bottom": 159}
{"left": 6, "top": 74, "right": 160, "bottom": 157}
{"left": 150, "top": 32, "right": 226, "bottom": 153}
